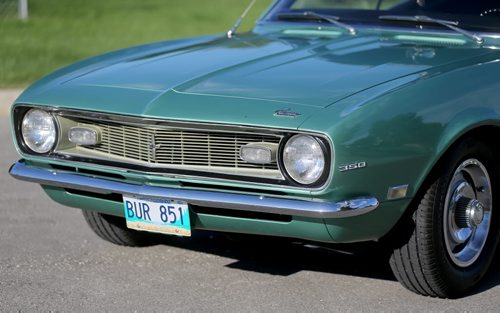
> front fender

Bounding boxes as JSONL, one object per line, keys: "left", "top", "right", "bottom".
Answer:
{"left": 300, "top": 53, "right": 500, "bottom": 240}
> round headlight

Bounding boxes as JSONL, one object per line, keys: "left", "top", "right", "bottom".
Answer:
{"left": 282, "top": 135, "right": 326, "bottom": 185}
{"left": 21, "top": 109, "right": 57, "bottom": 154}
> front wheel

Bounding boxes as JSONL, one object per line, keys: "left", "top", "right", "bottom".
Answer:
{"left": 390, "top": 139, "right": 500, "bottom": 298}
{"left": 82, "top": 210, "right": 158, "bottom": 247}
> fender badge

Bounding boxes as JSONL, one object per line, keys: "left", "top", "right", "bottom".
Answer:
{"left": 274, "top": 108, "right": 302, "bottom": 117}
{"left": 338, "top": 161, "right": 367, "bottom": 172}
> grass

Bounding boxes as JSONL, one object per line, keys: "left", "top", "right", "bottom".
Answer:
{"left": 0, "top": 0, "right": 272, "bottom": 87}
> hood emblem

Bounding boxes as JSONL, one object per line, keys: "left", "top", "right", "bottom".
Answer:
{"left": 273, "top": 108, "right": 302, "bottom": 118}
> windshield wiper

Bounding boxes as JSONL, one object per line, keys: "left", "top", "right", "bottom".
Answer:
{"left": 379, "top": 15, "right": 483, "bottom": 44}
{"left": 278, "top": 11, "right": 356, "bottom": 35}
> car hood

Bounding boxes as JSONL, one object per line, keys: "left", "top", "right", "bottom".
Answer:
{"left": 63, "top": 31, "right": 489, "bottom": 107}
{"left": 19, "top": 30, "right": 492, "bottom": 129}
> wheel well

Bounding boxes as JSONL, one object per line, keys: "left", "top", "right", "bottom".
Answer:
{"left": 448, "top": 126, "right": 500, "bottom": 163}
{"left": 381, "top": 125, "right": 500, "bottom": 245}
{"left": 420, "top": 125, "right": 500, "bottom": 198}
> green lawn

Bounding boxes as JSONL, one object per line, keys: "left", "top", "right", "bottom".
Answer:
{"left": 0, "top": 0, "right": 272, "bottom": 87}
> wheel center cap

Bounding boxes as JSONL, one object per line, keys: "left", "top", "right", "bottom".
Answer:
{"left": 467, "top": 199, "right": 484, "bottom": 227}
{"left": 455, "top": 197, "right": 485, "bottom": 228}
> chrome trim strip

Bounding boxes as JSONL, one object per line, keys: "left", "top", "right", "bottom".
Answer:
{"left": 9, "top": 161, "right": 377, "bottom": 219}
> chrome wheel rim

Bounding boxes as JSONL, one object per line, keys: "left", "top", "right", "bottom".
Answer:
{"left": 444, "top": 159, "right": 492, "bottom": 267}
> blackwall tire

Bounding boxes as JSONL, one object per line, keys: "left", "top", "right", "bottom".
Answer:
{"left": 390, "top": 139, "right": 500, "bottom": 298}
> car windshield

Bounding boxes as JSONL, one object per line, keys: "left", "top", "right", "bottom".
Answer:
{"left": 265, "top": 0, "right": 500, "bottom": 32}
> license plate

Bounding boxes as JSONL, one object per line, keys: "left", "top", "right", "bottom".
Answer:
{"left": 123, "top": 195, "right": 191, "bottom": 237}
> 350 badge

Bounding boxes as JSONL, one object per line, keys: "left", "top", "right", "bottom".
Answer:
{"left": 338, "top": 161, "right": 367, "bottom": 172}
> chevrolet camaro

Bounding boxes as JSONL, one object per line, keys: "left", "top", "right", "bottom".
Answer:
{"left": 9, "top": 0, "right": 500, "bottom": 298}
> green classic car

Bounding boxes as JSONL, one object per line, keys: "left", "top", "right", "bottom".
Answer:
{"left": 9, "top": 0, "right": 500, "bottom": 298}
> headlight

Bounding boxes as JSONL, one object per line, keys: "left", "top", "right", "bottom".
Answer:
{"left": 21, "top": 109, "right": 57, "bottom": 154}
{"left": 282, "top": 135, "right": 326, "bottom": 185}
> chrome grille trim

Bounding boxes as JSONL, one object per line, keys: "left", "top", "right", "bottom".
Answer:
{"left": 79, "top": 121, "right": 281, "bottom": 170}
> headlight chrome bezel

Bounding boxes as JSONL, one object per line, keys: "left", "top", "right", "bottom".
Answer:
{"left": 279, "top": 134, "right": 332, "bottom": 187}
{"left": 19, "top": 108, "right": 58, "bottom": 155}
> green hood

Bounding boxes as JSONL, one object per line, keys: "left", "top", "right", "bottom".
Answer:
{"left": 17, "top": 30, "right": 491, "bottom": 129}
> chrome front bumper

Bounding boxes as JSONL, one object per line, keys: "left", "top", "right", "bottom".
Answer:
{"left": 9, "top": 161, "right": 379, "bottom": 218}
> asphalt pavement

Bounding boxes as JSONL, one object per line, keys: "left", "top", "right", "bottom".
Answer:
{"left": 1, "top": 91, "right": 500, "bottom": 311}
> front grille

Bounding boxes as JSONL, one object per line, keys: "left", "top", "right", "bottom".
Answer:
{"left": 77, "top": 121, "right": 281, "bottom": 171}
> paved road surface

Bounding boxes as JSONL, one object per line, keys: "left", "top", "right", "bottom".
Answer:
{"left": 1, "top": 91, "right": 500, "bottom": 311}
{"left": 0, "top": 89, "right": 21, "bottom": 116}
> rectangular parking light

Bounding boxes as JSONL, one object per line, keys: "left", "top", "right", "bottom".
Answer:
{"left": 240, "top": 143, "right": 277, "bottom": 164}
{"left": 69, "top": 126, "right": 100, "bottom": 146}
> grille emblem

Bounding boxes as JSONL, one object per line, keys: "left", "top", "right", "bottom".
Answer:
{"left": 149, "top": 135, "right": 161, "bottom": 160}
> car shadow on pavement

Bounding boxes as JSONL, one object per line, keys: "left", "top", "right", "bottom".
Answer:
{"left": 157, "top": 231, "right": 395, "bottom": 281}
{"left": 156, "top": 230, "right": 500, "bottom": 294}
